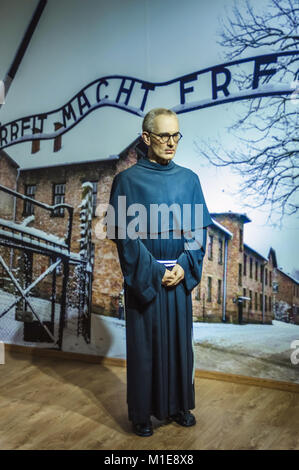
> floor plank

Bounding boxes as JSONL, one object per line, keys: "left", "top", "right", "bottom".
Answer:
{"left": 0, "top": 349, "right": 298, "bottom": 450}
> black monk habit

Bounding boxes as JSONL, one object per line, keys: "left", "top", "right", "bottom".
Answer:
{"left": 107, "top": 155, "right": 212, "bottom": 424}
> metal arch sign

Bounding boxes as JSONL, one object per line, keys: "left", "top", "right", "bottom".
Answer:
{"left": 0, "top": 50, "right": 298, "bottom": 151}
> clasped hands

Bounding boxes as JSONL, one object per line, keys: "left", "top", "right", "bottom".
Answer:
{"left": 161, "top": 264, "right": 184, "bottom": 287}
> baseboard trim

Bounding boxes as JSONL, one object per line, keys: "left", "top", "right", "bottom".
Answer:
{"left": 4, "top": 343, "right": 299, "bottom": 394}
{"left": 193, "top": 369, "right": 299, "bottom": 393}
{"left": 4, "top": 343, "right": 126, "bottom": 368}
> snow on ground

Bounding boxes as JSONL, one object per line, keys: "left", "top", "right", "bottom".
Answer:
{"left": 193, "top": 320, "right": 299, "bottom": 356}
{"left": 0, "top": 288, "right": 126, "bottom": 357}
{"left": 193, "top": 321, "right": 299, "bottom": 383}
{"left": 62, "top": 308, "right": 126, "bottom": 358}
{"left": 0, "top": 289, "right": 60, "bottom": 348}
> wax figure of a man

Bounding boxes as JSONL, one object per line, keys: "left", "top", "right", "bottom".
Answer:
{"left": 107, "top": 108, "right": 212, "bottom": 437}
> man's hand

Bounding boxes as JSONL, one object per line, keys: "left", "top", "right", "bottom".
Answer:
{"left": 161, "top": 264, "right": 185, "bottom": 287}
{"left": 162, "top": 269, "right": 174, "bottom": 286}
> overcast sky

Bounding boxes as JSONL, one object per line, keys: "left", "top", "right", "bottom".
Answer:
{"left": 0, "top": 0, "right": 298, "bottom": 276}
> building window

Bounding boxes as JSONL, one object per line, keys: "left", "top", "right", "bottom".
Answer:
{"left": 260, "top": 293, "right": 263, "bottom": 311}
{"left": 217, "top": 279, "right": 222, "bottom": 304}
{"left": 218, "top": 238, "right": 223, "bottom": 264}
{"left": 238, "top": 264, "right": 242, "bottom": 287}
{"left": 195, "top": 285, "right": 201, "bottom": 301}
{"left": 207, "top": 277, "right": 212, "bottom": 302}
{"left": 269, "top": 296, "right": 272, "bottom": 313}
{"left": 52, "top": 183, "right": 65, "bottom": 217}
{"left": 260, "top": 264, "right": 263, "bottom": 283}
{"left": 208, "top": 235, "right": 213, "bottom": 260}
{"left": 250, "top": 257, "right": 253, "bottom": 279}
{"left": 239, "top": 229, "right": 243, "bottom": 252}
{"left": 249, "top": 290, "right": 252, "bottom": 310}
{"left": 243, "top": 253, "right": 247, "bottom": 276}
{"left": 255, "top": 261, "right": 258, "bottom": 281}
{"left": 265, "top": 268, "right": 268, "bottom": 286}
{"left": 265, "top": 295, "right": 267, "bottom": 312}
{"left": 23, "top": 184, "right": 36, "bottom": 216}
{"left": 255, "top": 292, "right": 258, "bottom": 310}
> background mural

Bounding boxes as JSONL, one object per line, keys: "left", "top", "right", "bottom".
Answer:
{"left": 0, "top": 0, "right": 298, "bottom": 384}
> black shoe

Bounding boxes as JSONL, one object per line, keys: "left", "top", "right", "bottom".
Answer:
{"left": 132, "top": 421, "right": 153, "bottom": 437}
{"left": 170, "top": 410, "right": 196, "bottom": 427}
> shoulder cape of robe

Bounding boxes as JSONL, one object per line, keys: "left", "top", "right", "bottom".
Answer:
{"left": 107, "top": 156, "right": 213, "bottom": 303}
{"left": 107, "top": 155, "right": 213, "bottom": 423}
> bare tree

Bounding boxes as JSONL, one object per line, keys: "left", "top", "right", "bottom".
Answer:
{"left": 196, "top": 0, "right": 299, "bottom": 221}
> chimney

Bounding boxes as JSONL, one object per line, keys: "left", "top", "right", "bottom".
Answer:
{"left": 53, "top": 122, "right": 63, "bottom": 152}
{"left": 31, "top": 128, "right": 40, "bottom": 154}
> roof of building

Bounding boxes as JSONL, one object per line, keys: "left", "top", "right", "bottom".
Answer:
{"left": 19, "top": 154, "right": 120, "bottom": 172}
{"left": 276, "top": 268, "right": 299, "bottom": 285}
{"left": 211, "top": 218, "right": 233, "bottom": 238}
{"left": 0, "top": 150, "right": 20, "bottom": 169}
{"left": 17, "top": 137, "right": 141, "bottom": 172}
{"left": 210, "top": 211, "right": 251, "bottom": 224}
{"left": 243, "top": 243, "right": 268, "bottom": 262}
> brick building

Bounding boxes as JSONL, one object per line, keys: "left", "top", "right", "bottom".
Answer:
{"left": 191, "top": 213, "right": 277, "bottom": 325}
{"left": 0, "top": 151, "right": 20, "bottom": 288}
{"left": 0, "top": 150, "right": 19, "bottom": 214}
{"left": 0, "top": 146, "right": 298, "bottom": 325}
{"left": 1, "top": 143, "right": 139, "bottom": 318}
{"left": 274, "top": 267, "right": 299, "bottom": 325}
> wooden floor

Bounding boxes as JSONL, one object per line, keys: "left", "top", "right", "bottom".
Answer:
{"left": 0, "top": 348, "right": 298, "bottom": 450}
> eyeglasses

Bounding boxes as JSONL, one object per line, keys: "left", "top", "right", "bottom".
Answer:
{"left": 148, "top": 131, "right": 183, "bottom": 144}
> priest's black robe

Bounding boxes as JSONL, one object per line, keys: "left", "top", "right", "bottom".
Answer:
{"left": 107, "top": 155, "right": 212, "bottom": 424}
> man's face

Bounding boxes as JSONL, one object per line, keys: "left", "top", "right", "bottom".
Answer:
{"left": 143, "top": 114, "right": 180, "bottom": 163}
